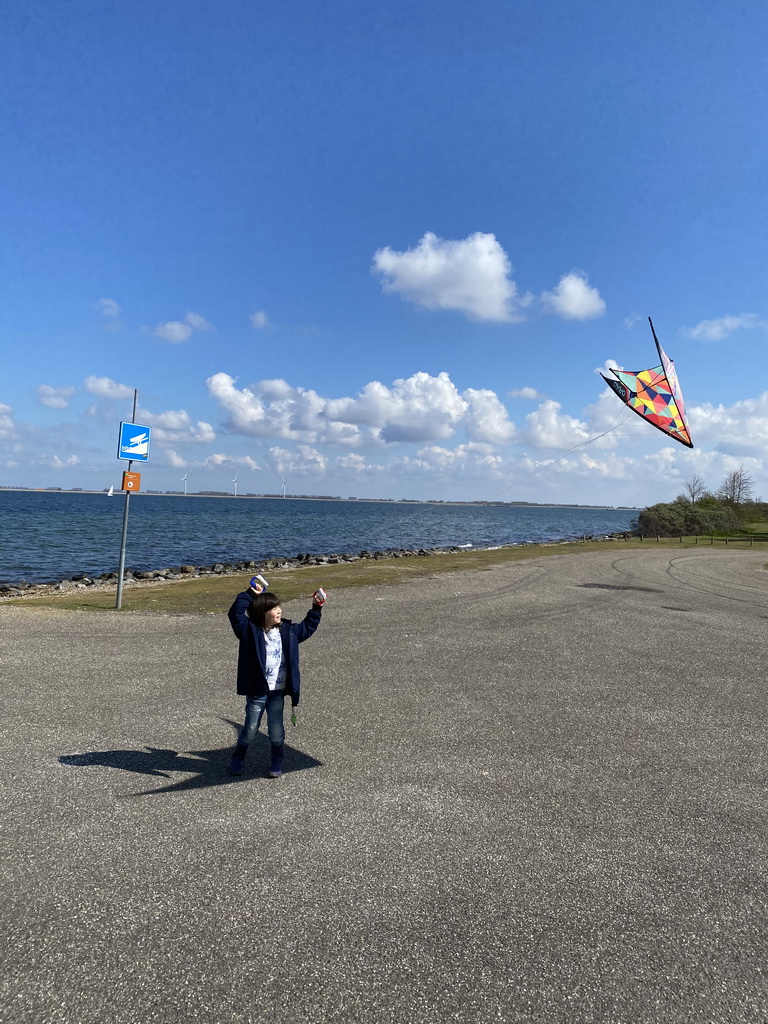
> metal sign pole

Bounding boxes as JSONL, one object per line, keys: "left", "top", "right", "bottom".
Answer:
{"left": 115, "top": 389, "right": 138, "bottom": 610}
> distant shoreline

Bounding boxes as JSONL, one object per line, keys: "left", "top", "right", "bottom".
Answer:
{"left": 0, "top": 488, "right": 640, "bottom": 512}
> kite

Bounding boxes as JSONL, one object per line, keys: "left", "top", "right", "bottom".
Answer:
{"left": 601, "top": 318, "right": 693, "bottom": 448}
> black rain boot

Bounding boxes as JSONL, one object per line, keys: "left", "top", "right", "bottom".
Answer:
{"left": 268, "top": 743, "right": 285, "bottom": 778}
{"left": 229, "top": 743, "right": 248, "bottom": 775}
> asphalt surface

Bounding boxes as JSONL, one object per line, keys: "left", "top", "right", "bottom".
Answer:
{"left": 1, "top": 547, "right": 766, "bottom": 1024}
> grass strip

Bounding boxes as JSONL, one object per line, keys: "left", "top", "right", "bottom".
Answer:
{"left": 5, "top": 534, "right": 767, "bottom": 615}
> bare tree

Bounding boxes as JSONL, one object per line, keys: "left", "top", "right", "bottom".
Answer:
{"left": 683, "top": 473, "right": 707, "bottom": 503}
{"left": 717, "top": 464, "right": 755, "bottom": 504}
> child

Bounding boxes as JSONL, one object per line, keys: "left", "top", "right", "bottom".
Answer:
{"left": 227, "top": 580, "right": 325, "bottom": 777}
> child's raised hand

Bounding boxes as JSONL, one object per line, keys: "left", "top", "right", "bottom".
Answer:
{"left": 249, "top": 573, "right": 268, "bottom": 594}
{"left": 312, "top": 587, "right": 327, "bottom": 606}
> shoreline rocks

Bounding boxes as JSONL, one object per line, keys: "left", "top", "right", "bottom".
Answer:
{"left": 0, "top": 533, "right": 636, "bottom": 600}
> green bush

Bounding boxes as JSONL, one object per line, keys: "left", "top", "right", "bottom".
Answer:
{"left": 735, "top": 500, "right": 768, "bottom": 525}
{"left": 636, "top": 498, "right": 741, "bottom": 537}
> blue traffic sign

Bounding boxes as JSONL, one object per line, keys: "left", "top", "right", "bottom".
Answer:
{"left": 117, "top": 422, "right": 151, "bottom": 463}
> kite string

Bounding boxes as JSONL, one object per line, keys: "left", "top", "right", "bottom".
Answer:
{"left": 527, "top": 407, "right": 631, "bottom": 476}
{"left": 496, "top": 407, "right": 632, "bottom": 499}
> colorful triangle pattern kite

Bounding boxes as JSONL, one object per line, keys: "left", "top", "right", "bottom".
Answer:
{"left": 601, "top": 319, "right": 693, "bottom": 448}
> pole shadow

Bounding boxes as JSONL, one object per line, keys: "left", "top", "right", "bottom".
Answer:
{"left": 59, "top": 718, "right": 323, "bottom": 796}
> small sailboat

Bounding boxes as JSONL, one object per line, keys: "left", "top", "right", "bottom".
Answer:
{"left": 107, "top": 485, "right": 114, "bottom": 497}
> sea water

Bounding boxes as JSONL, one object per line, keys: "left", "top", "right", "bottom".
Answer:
{"left": 0, "top": 490, "right": 638, "bottom": 584}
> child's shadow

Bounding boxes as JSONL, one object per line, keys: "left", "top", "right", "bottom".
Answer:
{"left": 59, "top": 719, "right": 322, "bottom": 796}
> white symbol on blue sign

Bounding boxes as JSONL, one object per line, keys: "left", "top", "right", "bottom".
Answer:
{"left": 117, "top": 422, "right": 151, "bottom": 462}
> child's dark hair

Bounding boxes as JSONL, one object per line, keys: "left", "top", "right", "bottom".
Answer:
{"left": 249, "top": 591, "right": 282, "bottom": 628}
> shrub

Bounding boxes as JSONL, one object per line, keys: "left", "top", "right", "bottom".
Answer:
{"left": 636, "top": 498, "right": 741, "bottom": 537}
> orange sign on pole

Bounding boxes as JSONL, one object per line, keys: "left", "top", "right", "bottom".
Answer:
{"left": 121, "top": 471, "right": 142, "bottom": 492}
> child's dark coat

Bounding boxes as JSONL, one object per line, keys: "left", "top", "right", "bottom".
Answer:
{"left": 227, "top": 591, "right": 322, "bottom": 705}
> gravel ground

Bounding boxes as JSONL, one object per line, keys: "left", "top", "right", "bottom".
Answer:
{"left": 1, "top": 547, "right": 766, "bottom": 1024}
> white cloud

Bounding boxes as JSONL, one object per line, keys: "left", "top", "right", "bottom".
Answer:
{"left": 689, "top": 392, "right": 768, "bottom": 451}
{"left": 208, "top": 370, "right": 519, "bottom": 448}
{"left": 509, "top": 387, "right": 544, "bottom": 401}
{"left": 201, "top": 453, "right": 260, "bottom": 471}
{"left": 684, "top": 313, "right": 766, "bottom": 341}
{"left": 137, "top": 407, "right": 216, "bottom": 445}
{"left": 518, "top": 449, "right": 637, "bottom": 481}
{"left": 399, "top": 443, "right": 505, "bottom": 479}
{"left": 577, "top": 389, "right": 639, "bottom": 449}
{"left": 563, "top": 452, "right": 630, "bottom": 477}
{"left": 164, "top": 449, "right": 188, "bottom": 468}
{"left": 327, "top": 371, "right": 468, "bottom": 443}
{"left": 524, "top": 399, "right": 591, "bottom": 449}
{"left": 258, "top": 379, "right": 294, "bottom": 402}
{"left": 96, "top": 298, "right": 121, "bottom": 318}
{"left": 372, "top": 231, "right": 531, "bottom": 323}
{"left": 154, "top": 321, "right": 193, "bottom": 343}
{"left": 183, "top": 311, "right": 213, "bottom": 331}
{"left": 336, "top": 453, "right": 380, "bottom": 473}
{"left": 84, "top": 376, "right": 134, "bottom": 400}
{"left": 542, "top": 271, "right": 606, "bottom": 320}
{"left": 463, "top": 388, "right": 516, "bottom": 443}
{"left": 0, "top": 403, "right": 15, "bottom": 438}
{"left": 250, "top": 311, "right": 270, "bottom": 329}
{"left": 153, "top": 311, "right": 213, "bottom": 343}
{"left": 50, "top": 454, "right": 79, "bottom": 469}
{"left": 624, "top": 313, "right": 641, "bottom": 329}
{"left": 207, "top": 373, "right": 266, "bottom": 432}
{"left": 267, "top": 445, "right": 327, "bottom": 475}
{"left": 206, "top": 373, "right": 360, "bottom": 444}
{"left": 626, "top": 447, "right": 764, "bottom": 501}
{"left": 594, "top": 359, "right": 624, "bottom": 377}
{"left": 37, "top": 385, "right": 76, "bottom": 409}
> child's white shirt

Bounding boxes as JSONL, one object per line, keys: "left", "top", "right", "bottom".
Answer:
{"left": 263, "top": 628, "right": 286, "bottom": 691}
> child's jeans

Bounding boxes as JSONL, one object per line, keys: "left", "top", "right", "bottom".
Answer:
{"left": 237, "top": 691, "right": 285, "bottom": 748}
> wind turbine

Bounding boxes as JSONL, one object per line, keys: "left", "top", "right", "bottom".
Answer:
{"left": 232, "top": 474, "right": 238, "bottom": 497}
{"left": 281, "top": 475, "right": 286, "bottom": 499}
{"left": 181, "top": 472, "right": 188, "bottom": 496}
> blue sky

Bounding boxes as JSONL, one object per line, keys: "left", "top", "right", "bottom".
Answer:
{"left": 2, "top": 0, "right": 767, "bottom": 505}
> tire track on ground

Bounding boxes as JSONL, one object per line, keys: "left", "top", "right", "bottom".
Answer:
{"left": 605, "top": 550, "right": 768, "bottom": 611}
{"left": 665, "top": 553, "right": 768, "bottom": 609}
